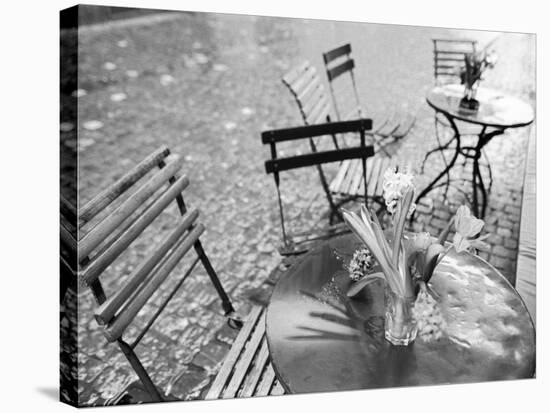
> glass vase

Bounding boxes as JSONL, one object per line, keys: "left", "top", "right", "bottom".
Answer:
{"left": 384, "top": 287, "right": 417, "bottom": 346}
{"left": 459, "top": 82, "right": 480, "bottom": 111}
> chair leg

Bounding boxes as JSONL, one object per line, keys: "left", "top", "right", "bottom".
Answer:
{"left": 193, "top": 241, "right": 242, "bottom": 328}
{"left": 117, "top": 339, "right": 163, "bottom": 402}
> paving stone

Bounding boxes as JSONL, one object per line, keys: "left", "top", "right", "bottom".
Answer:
{"left": 215, "top": 322, "right": 240, "bottom": 345}
{"left": 166, "top": 365, "right": 210, "bottom": 400}
{"left": 499, "top": 219, "right": 515, "bottom": 230}
{"left": 191, "top": 340, "right": 230, "bottom": 373}
{"left": 504, "top": 238, "right": 519, "bottom": 250}
{"left": 496, "top": 227, "right": 513, "bottom": 238}
{"left": 493, "top": 245, "right": 513, "bottom": 259}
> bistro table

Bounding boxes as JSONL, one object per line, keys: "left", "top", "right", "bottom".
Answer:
{"left": 266, "top": 233, "right": 535, "bottom": 394}
{"left": 416, "top": 84, "right": 534, "bottom": 218}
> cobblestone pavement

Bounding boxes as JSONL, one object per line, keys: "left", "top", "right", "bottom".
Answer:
{"left": 62, "top": 11, "right": 535, "bottom": 406}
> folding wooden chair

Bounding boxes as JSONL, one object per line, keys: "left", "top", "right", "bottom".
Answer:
{"left": 62, "top": 146, "right": 241, "bottom": 402}
{"left": 432, "top": 38, "right": 477, "bottom": 85}
{"left": 281, "top": 62, "right": 394, "bottom": 217}
{"left": 262, "top": 119, "right": 379, "bottom": 255}
{"left": 322, "top": 43, "right": 416, "bottom": 146}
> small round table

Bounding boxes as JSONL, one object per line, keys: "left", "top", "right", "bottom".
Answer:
{"left": 266, "top": 234, "right": 535, "bottom": 394}
{"left": 416, "top": 84, "right": 534, "bottom": 218}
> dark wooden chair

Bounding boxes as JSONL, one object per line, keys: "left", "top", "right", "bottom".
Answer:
{"left": 281, "top": 61, "right": 395, "bottom": 216}
{"left": 262, "top": 119, "right": 383, "bottom": 255}
{"left": 62, "top": 146, "right": 241, "bottom": 403}
{"left": 322, "top": 43, "right": 416, "bottom": 146}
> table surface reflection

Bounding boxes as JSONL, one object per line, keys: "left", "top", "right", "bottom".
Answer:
{"left": 426, "top": 84, "right": 534, "bottom": 128}
{"left": 266, "top": 234, "right": 535, "bottom": 394}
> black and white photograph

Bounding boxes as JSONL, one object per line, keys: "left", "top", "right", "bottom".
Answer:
{"left": 57, "top": 2, "right": 539, "bottom": 408}
{"left": 2, "top": 1, "right": 547, "bottom": 412}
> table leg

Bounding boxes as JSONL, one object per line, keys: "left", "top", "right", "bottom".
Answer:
{"left": 414, "top": 113, "right": 461, "bottom": 217}
{"left": 470, "top": 128, "right": 504, "bottom": 218}
{"left": 472, "top": 150, "right": 479, "bottom": 217}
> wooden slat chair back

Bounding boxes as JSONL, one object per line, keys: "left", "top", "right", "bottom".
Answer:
{"left": 262, "top": 119, "right": 375, "bottom": 255}
{"left": 67, "top": 146, "right": 240, "bottom": 402}
{"left": 281, "top": 61, "right": 395, "bottom": 218}
{"left": 432, "top": 38, "right": 477, "bottom": 85}
{"left": 281, "top": 61, "right": 334, "bottom": 129}
{"left": 322, "top": 43, "right": 416, "bottom": 143}
{"left": 322, "top": 43, "right": 362, "bottom": 122}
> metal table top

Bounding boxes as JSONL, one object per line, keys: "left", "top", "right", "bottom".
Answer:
{"left": 266, "top": 233, "right": 535, "bottom": 394}
{"left": 426, "top": 84, "right": 534, "bottom": 129}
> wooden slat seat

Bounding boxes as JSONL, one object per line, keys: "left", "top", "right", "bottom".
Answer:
{"left": 206, "top": 306, "right": 285, "bottom": 399}
{"left": 61, "top": 146, "right": 241, "bottom": 403}
{"left": 329, "top": 156, "right": 394, "bottom": 199}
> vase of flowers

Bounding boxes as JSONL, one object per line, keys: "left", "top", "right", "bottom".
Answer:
{"left": 343, "top": 168, "right": 489, "bottom": 346}
{"left": 459, "top": 50, "right": 497, "bottom": 111}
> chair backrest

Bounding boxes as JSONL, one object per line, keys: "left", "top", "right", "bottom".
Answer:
{"left": 432, "top": 38, "right": 477, "bottom": 85}
{"left": 262, "top": 119, "right": 374, "bottom": 247}
{"left": 282, "top": 61, "right": 333, "bottom": 127}
{"left": 71, "top": 146, "right": 231, "bottom": 344}
{"left": 322, "top": 43, "right": 363, "bottom": 121}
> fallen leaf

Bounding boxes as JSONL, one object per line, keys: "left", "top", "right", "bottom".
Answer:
{"left": 213, "top": 63, "right": 228, "bottom": 72}
{"left": 83, "top": 120, "right": 103, "bottom": 131}
{"left": 103, "top": 62, "right": 117, "bottom": 71}
{"left": 160, "top": 74, "right": 175, "bottom": 86}
{"left": 72, "top": 89, "right": 87, "bottom": 98}
{"left": 194, "top": 53, "right": 209, "bottom": 64}
{"left": 78, "top": 138, "right": 95, "bottom": 148}
{"left": 110, "top": 92, "right": 127, "bottom": 102}
{"left": 224, "top": 122, "right": 237, "bottom": 131}
{"left": 241, "top": 107, "right": 254, "bottom": 116}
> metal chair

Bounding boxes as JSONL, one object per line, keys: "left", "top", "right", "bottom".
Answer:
{"left": 62, "top": 146, "right": 241, "bottom": 403}
{"left": 262, "top": 119, "right": 378, "bottom": 255}
{"left": 322, "top": 43, "right": 416, "bottom": 149}
{"left": 281, "top": 62, "right": 394, "bottom": 222}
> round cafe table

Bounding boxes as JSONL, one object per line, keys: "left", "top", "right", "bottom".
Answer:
{"left": 416, "top": 84, "right": 534, "bottom": 218}
{"left": 266, "top": 233, "right": 535, "bottom": 394}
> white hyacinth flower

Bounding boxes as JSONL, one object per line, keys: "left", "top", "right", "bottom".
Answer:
{"left": 382, "top": 167, "right": 416, "bottom": 216}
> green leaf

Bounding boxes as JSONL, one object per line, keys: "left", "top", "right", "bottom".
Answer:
{"left": 423, "top": 243, "right": 445, "bottom": 282}
{"left": 347, "top": 272, "right": 385, "bottom": 297}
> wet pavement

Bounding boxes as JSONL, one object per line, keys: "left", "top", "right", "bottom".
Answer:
{"left": 62, "top": 10, "right": 535, "bottom": 405}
